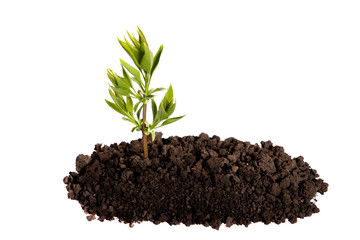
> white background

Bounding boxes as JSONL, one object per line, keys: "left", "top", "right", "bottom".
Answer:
{"left": 0, "top": 0, "right": 359, "bottom": 239}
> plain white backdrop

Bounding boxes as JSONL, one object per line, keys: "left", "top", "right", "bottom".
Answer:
{"left": 0, "top": 0, "right": 359, "bottom": 239}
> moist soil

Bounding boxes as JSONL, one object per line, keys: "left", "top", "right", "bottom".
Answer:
{"left": 63, "top": 132, "right": 328, "bottom": 230}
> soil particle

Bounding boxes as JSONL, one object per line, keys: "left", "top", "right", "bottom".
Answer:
{"left": 64, "top": 132, "right": 328, "bottom": 230}
{"left": 271, "top": 183, "right": 282, "bottom": 196}
{"left": 76, "top": 154, "right": 92, "bottom": 172}
{"left": 231, "top": 166, "right": 239, "bottom": 173}
{"left": 259, "top": 153, "right": 276, "bottom": 173}
{"left": 280, "top": 177, "right": 291, "bottom": 189}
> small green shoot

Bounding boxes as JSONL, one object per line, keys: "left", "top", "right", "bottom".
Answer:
{"left": 105, "top": 27, "right": 185, "bottom": 159}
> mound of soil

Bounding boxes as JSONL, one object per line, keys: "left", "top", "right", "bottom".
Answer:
{"left": 63, "top": 132, "right": 328, "bottom": 230}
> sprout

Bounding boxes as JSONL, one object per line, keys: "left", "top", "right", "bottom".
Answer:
{"left": 105, "top": 27, "right": 185, "bottom": 159}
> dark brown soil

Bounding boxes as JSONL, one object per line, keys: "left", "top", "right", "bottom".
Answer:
{"left": 63, "top": 132, "right": 328, "bottom": 230}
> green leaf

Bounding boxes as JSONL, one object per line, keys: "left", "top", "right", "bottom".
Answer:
{"left": 137, "top": 105, "right": 143, "bottom": 120}
{"left": 114, "top": 72, "right": 132, "bottom": 90}
{"left": 151, "top": 131, "right": 156, "bottom": 141}
{"left": 144, "top": 94, "right": 155, "bottom": 100}
{"left": 165, "top": 84, "right": 173, "bottom": 105}
{"left": 151, "top": 44, "right": 163, "bottom": 76}
{"left": 157, "top": 115, "right": 185, "bottom": 128}
{"left": 151, "top": 99, "right": 157, "bottom": 121}
{"left": 148, "top": 87, "right": 166, "bottom": 95}
{"left": 105, "top": 99, "right": 122, "bottom": 114}
{"left": 131, "top": 126, "right": 137, "bottom": 132}
{"left": 158, "top": 101, "right": 170, "bottom": 121}
{"left": 137, "top": 27, "right": 148, "bottom": 46}
{"left": 121, "top": 66, "right": 131, "bottom": 82}
{"left": 134, "top": 101, "right": 141, "bottom": 112}
{"left": 124, "top": 38, "right": 141, "bottom": 62}
{"left": 122, "top": 117, "right": 137, "bottom": 125}
{"left": 140, "top": 42, "right": 153, "bottom": 73}
{"left": 120, "top": 59, "right": 141, "bottom": 83}
{"left": 158, "top": 85, "right": 173, "bottom": 113}
{"left": 126, "top": 97, "right": 133, "bottom": 116}
{"left": 118, "top": 38, "right": 141, "bottom": 69}
{"left": 109, "top": 89, "right": 123, "bottom": 107}
{"left": 166, "top": 101, "right": 176, "bottom": 116}
{"left": 120, "top": 69, "right": 137, "bottom": 94}
{"left": 111, "top": 86, "right": 130, "bottom": 97}
{"left": 144, "top": 127, "right": 151, "bottom": 135}
{"left": 112, "top": 89, "right": 125, "bottom": 101}
{"left": 108, "top": 90, "right": 129, "bottom": 116}
{"left": 107, "top": 69, "right": 117, "bottom": 87}
{"left": 127, "top": 31, "right": 141, "bottom": 49}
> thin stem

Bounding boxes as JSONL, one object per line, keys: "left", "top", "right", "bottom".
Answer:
{"left": 142, "top": 102, "right": 148, "bottom": 159}
{"left": 140, "top": 70, "right": 146, "bottom": 81}
{"left": 147, "top": 73, "right": 152, "bottom": 88}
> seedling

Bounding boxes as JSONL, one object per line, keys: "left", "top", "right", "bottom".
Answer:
{"left": 105, "top": 27, "right": 184, "bottom": 159}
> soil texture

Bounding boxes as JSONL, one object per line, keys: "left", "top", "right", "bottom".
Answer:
{"left": 63, "top": 132, "right": 328, "bottom": 229}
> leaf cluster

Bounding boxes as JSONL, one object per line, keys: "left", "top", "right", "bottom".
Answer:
{"left": 105, "top": 27, "right": 184, "bottom": 140}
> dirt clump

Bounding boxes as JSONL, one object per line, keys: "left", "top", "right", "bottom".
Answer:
{"left": 64, "top": 132, "right": 328, "bottom": 229}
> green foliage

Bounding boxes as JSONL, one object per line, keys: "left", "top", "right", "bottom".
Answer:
{"left": 105, "top": 27, "right": 185, "bottom": 140}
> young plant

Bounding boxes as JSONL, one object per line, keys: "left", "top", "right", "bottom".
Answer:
{"left": 105, "top": 27, "right": 184, "bottom": 159}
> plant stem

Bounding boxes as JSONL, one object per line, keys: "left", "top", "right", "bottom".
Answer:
{"left": 142, "top": 102, "right": 148, "bottom": 159}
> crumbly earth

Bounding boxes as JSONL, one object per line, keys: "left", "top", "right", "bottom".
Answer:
{"left": 63, "top": 132, "right": 328, "bottom": 230}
